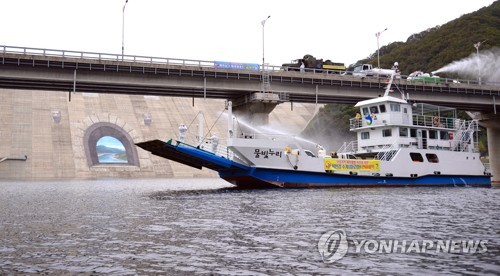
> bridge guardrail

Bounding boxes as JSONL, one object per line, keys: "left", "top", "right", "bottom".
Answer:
{"left": 1, "top": 45, "right": 217, "bottom": 69}
{"left": 1, "top": 45, "right": 498, "bottom": 87}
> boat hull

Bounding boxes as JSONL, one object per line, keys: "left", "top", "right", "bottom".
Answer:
{"left": 220, "top": 168, "right": 491, "bottom": 188}
{"left": 136, "top": 139, "right": 491, "bottom": 189}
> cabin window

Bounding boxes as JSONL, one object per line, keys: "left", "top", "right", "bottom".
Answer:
{"left": 304, "top": 150, "right": 316, "bottom": 157}
{"left": 426, "top": 153, "right": 439, "bottom": 163}
{"left": 399, "top": 127, "right": 408, "bottom": 137}
{"left": 440, "top": 131, "right": 449, "bottom": 140}
{"left": 390, "top": 103, "right": 400, "bottom": 112}
{"left": 429, "top": 130, "right": 437, "bottom": 139}
{"left": 410, "top": 128, "right": 417, "bottom": 138}
{"left": 362, "top": 107, "right": 369, "bottom": 115}
{"left": 410, "top": 152, "right": 424, "bottom": 162}
{"left": 379, "top": 104, "right": 386, "bottom": 113}
{"left": 382, "top": 129, "right": 392, "bottom": 137}
{"left": 361, "top": 132, "right": 370, "bottom": 140}
{"left": 403, "top": 107, "right": 408, "bottom": 114}
{"left": 370, "top": 106, "right": 379, "bottom": 114}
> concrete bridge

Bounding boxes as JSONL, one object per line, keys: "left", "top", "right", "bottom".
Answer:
{"left": 1, "top": 45, "right": 499, "bottom": 183}
{"left": 1, "top": 46, "right": 499, "bottom": 109}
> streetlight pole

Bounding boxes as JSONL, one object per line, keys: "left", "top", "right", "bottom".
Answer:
{"left": 474, "top": 39, "right": 487, "bottom": 85}
{"left": 261, "top": 15, "right": 271, "bottom": 67}
{"left": 121, "top": 0, "right": 129, "bottom": 60}
{"left": 376, "top": 28, "right": 387, "bottom": 68}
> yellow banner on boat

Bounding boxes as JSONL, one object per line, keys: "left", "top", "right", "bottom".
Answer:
{"left": 324, "top": 158, "right": 380, "bottom": 171}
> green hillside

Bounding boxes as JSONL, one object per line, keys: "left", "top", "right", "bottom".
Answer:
{"left": 302, "top": 1, "right": 498, "bottom": 155}
{"left": 358, "top": 1, "right": 500, "bottom": 75}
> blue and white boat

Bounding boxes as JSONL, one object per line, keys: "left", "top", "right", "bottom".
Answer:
{"left": 136, "top": 73, "right": 492, "bottom": 188}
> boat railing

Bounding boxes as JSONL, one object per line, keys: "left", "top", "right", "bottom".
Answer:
{"left": 450, "top": 119, "right": 479, "bottom": 152}
{"left": 412, "top": 115, "right": 456, "bottom": 129}
{"left": 350, "top": 114, "right": 459, "bottom": 130}
{"left": 237, "top": 131, "right": 319, "bottom": 147}
{"left": 377, "top": 137, "right": 399, "bottom": 161}
{"left": 214, "top": 143, "right": 235, "bottom": 160}
{"left": 170, "top": 132, "right": 235, "bottom": 160}
{"left": 349, "top": 118, "right": 363, "bottom": 130}
{"left": 190, "top": 139, "right": 235, "bottom": 159}
{"left": 472, "top": 141, "right": 480, "bottom": 153}
{"left": 237, "top": 131, "right": 288, "bottom": 140}
{"left": 483, "top": 162, "right": 491, "bottom": 174}
{"left": 338, "top": 140, "right": 358, "bottom": 153}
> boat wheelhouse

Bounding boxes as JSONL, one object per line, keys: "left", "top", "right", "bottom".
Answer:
{"left": 334, "top": 92, "right": 484, "bottom": 179}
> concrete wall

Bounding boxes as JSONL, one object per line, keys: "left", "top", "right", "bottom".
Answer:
{"left": 0, "top": 89, "right": 317, "bottom": 180}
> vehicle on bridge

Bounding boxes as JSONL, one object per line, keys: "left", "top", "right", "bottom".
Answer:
{"left": 136, "top": 71, "right": 491, "bottom": 189}
{"left": 343, "top": 63, "right": 401, "bottom": 78}
{"left": 281, "top": 55, "right": 346, "bottom": 73}
{"left": 407, "top": 70, "right": 441, "bottom": 83}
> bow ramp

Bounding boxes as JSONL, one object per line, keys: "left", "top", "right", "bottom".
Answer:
{"left": 135, "top": 139, "right": 249, "bottom": 172}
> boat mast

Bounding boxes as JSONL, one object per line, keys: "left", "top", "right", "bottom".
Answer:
{"left": 197, "top": 111, "right": 204, "bottom": 146}
{"left": 383, "top": 71, "right": 395, "bottom": 97}
{"left": 227, "top": 101, "right": 233, "bottom": 142}
{"left": 383, "top": 70, "right": 407, "bottom": 101}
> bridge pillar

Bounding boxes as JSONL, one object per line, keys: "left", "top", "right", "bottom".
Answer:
{"left": 478, "top": 114, "right": 500, "bottom": 184}
{"left": 232, "top": 93, "right": 281, "bottom": 126}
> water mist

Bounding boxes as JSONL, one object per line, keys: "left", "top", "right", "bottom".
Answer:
{"left": 433, "top": 47, "right": 500, "bottom": 83}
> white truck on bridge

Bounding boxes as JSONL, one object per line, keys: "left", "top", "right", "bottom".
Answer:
{"left": 344, "top": 63, "right": 401, "bottom": 78}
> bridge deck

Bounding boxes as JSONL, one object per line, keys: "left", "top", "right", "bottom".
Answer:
{"left": 1, "top": 45, "right": 499, "bottom": 112}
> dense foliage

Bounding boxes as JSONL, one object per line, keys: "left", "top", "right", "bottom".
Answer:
{"left": 359, "top": 1, "right": 500, "bottom": 75}
{"left": 302, "top": 1, "right": 498, "bottom": 155}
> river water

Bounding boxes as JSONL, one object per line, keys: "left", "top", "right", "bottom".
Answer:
{"left": 0, "top": 179, "right": 498, "bottom": 275}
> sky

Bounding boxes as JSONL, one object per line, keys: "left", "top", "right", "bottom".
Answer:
{"left": 0, "top": 0, "right": 496, "bottom": 67}
{"left": 97, "top": 136, "right": 125, "bottom": 150}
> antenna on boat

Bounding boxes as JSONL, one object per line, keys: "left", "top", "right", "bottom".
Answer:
{"left": 227, "top": 101, "right": 234, "bottom": 142}
{"left": 384, "top": 70, "right": 407, "bottom": 101}
{"left": 383, "top": 71, "right": 395, "bottom": 97}
{"left": 198, "top": 111, "right": 204, "bottom": 146}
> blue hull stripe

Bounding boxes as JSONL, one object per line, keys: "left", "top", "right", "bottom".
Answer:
{"left": 220, "top": 168, "right": 491, "bottom": 187}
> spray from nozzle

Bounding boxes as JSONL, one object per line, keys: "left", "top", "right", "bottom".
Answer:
{"left": 433, "top": 47, "right": 500, "bottom": 83}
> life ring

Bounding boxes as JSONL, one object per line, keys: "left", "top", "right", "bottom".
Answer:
{"left": 433, "top": 116, "right": 439, "bottom": 126}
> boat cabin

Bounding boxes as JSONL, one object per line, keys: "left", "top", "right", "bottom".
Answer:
{"left": 347, "top": 95, "right": 477, "bottom": 156}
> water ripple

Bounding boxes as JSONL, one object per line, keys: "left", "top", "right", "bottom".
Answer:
{"left": 0, "top": 179, "right": 498, "bottom": 275}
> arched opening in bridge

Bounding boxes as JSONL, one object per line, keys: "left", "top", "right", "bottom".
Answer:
{"left": 96, "top": 136, "right": 128, "bottom": 164}
{"left": 84, "top": 122, "right": 139, "bottom": 167}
